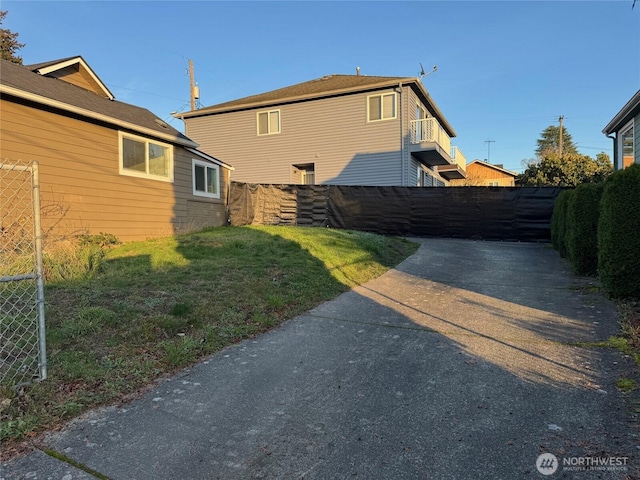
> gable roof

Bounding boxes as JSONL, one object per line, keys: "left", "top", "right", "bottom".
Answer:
{"left": 26, "top": 56, "right": 115, "bottom": 100}
{"left": 603, "top": 89, "right": 640, "bottom": 135}
{"left": 176, "top": 74, "right": 456, "bottom": 137}
{"left": 0, "top": 58, "right": 197, "bottom": 148}
{"left": 467, "top": 160, "right": 518, "bottom": 177}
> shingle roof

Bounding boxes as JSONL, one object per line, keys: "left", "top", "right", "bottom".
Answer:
{"left": 200, "top": 74, "right": 412, "bottom": 112}
{"left": 603, "top": 89, "right": 640, "bottom": 135}
{"left": 179, "top": 73, "right": 455, "bottom": 136}
{"left": 25, "top": 57, "right": 81, "bottom": 72}
{"left": 0, "top": 58, "right": 195, "bottom": 147}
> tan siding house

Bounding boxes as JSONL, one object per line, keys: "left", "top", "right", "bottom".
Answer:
{"left": 0, "top": 57, "right": 232, "bottom": 244}
{"left": 450, "top": 160, "right": 518, "bottom": 187}
{"left": 176, "top": 74, "right": 466, "bottom": 187}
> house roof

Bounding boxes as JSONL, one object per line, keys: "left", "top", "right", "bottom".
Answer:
{"left": 603, "top": 89, "right": 640, "bottom": 135}
{"left": 26, "top": 56, "right": 115, "bottom": 100}
{"left": 186, "top": 147, "right": 234, "bottom": 171}
{"left": 467, "top": 160, "right": 518, "bottom": 177}
{"left": 0, "top": 57, "right": 197, "bottom": 148}
{"left": 176, "top": 74, "right": 456, "bottom": 137}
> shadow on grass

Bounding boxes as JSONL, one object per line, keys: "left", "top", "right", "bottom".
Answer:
{"left": 0, "top": 225, "right": 417, "bottom": 444}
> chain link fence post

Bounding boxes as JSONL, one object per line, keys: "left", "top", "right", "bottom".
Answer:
{"left": 0, "top": 159, "right": 47, "bottom": 388}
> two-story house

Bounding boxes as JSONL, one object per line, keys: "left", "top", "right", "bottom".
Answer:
{"left": 175, "top": 74, "right": 466, "bottom": 187}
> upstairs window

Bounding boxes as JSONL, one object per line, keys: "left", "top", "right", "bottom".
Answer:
{"left": 192, "top": 159, "right": 220, "bottom": 198}
{"left": 368, "top": 93, "right": 397, "bottom": 122}
{"left": 119, "top": 132, "right": 173, "bottom": 182}
{"left": 257, "top": 110, "right": 281, "bottom": 135}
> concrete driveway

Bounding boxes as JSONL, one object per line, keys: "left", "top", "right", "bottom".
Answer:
{"left": 2, "top": 238, "right": 638, "bottom": 479}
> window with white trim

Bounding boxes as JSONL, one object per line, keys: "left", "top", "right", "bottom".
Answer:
{"left": 619, "top": 121, "right": 635, "bottom": 169}
{"left": 257, "top": 110, "right": 281, "bottom": 135}
{"left": 488, "top": 182, "right": 499, "bottom": 187}
{"left": 192, "top": 159, "right": 220, "bottom": 198}
{"left": 368, "top": 93, "right": 397, "bottom": 122}
{"left": 119, "top": 132, "right": 173, "bottom": 182}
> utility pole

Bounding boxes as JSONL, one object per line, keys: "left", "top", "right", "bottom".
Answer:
{"left": 189, "top": 59, "right": 196, "bottom": 111}
{"left": 558, "top": 115, "right": 564, "bottom": 157}
{"left": 484, "top": 139, "right": 495, "bottom": 163}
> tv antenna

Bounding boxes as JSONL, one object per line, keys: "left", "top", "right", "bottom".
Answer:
{"left": 419, "top": 63, "right": 437, "bottom": 81}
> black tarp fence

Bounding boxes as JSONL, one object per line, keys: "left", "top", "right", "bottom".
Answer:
{"left": 229, "top": 182, "right": 565, "bottom": 242}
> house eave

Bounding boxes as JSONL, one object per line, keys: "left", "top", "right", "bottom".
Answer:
{"left": 0, "top": 84, "right": 199, "bottom": 149}
{"left": 603, "top": 89, "right": 640, "bottom": 135}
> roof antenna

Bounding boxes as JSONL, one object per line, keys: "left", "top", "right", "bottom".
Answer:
{"left": 419, "top": 63, "right": 437, "bottom": 81}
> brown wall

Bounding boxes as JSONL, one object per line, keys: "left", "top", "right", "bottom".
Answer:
{"left": 450, "top": 162, "right": 516, "bottom": 187}
{"left": 0, "top": 98, "right": 227, "bottom": 245}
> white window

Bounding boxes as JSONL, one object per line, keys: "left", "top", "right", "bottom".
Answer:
{"left": 619, "top": 120, "right": 635, "bottom": 169}
{"left": 119, "top": 132, "right": 173, "bottom": 182}
{"left": 192, "top": 159, "right": 220, "bottom": 198}
{"left": 257, "top": 110, "right": 281, "bottom": 135}
{"left": 488, "top": 181, "right": 499, "bottom": 187}
{"left": 368, "top": 93, "right": 397, "bottom": 122}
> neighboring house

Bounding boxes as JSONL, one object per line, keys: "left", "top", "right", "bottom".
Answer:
{"left": 0, "top": 57, "right": 233, "bottom": 244}
{"left": 175, "top": 74, "right": 466, "bottom": 187}
{"left": 450, "top": 160, "right": 518, "bottom": 187}
{"left": 603, "top": 89, "right": 640, "bottom": 170}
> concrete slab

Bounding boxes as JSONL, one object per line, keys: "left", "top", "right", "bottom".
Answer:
{"left": 2, "top": 239, "right": 638, "bottom": 479}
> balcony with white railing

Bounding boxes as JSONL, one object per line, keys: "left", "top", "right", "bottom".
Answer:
{"left": 409, "top": 118, "right": 453, "bottom": 166}
{"left": 437, "top": 146, "right": 467, "bottom": 180}
{"left": 409, "top": 118, "right": 467, "bottom": 179}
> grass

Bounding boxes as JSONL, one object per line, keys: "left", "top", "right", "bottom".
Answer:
{"left": 0, "top": 225, "right": 418, "bottom": 446}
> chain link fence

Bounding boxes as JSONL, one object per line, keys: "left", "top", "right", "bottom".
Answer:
{"left": 1, "top": 160, "right": 47, "bottom": 388}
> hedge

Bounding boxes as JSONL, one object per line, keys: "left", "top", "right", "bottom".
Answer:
{"left": 598, "top": 164, "right": 640, "bottom": 299}
{"left": 566, "top": 182, "right": 604, "bottom": 276}
{"left": 550, "top": 189, "right": 573, "bottom": 258}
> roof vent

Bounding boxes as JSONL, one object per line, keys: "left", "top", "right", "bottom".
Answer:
{"left": 154, "top": 118, "right": 169, "bottom": 129}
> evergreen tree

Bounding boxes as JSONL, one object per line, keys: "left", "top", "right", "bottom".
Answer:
{"left": 535, "top": 125, "right": 578, "bottom": 158}
{"left": 0, "top": 11, "right": 25, "bottom": 65}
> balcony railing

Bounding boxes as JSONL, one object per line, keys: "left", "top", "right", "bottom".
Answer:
{"left": 410, "top": 118, "right": 451, "bottom": 154}
{"left": 449, "top": 146, "right": 466, "bottom": 169}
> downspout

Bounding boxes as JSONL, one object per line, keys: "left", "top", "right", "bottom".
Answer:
{"left": 606, "top": 133, "right": 617, "bottom": 170}
{"left": 396, "top": 83, "right": 405, "bottom": 186}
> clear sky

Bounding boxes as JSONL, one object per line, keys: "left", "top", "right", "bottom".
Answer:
{"left": 3, "top": 1, "right": 639, "bottom": 173}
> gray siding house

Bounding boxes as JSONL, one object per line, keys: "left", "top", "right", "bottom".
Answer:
{"left": 175, "top": 74, "right": 466, "bottom": 187}
{"left": 603, "top": 89, "right": 640, "bottom": 170}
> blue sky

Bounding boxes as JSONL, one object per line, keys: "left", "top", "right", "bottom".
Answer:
{"left": 4, "top": 1, "right": 639, "bottom": 173}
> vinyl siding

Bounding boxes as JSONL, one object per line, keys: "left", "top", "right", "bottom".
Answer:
{"left": 185, "top": 88, "right": 405, "bottom": 186}
{"left": 635, "top": 115, "right": 640, "bottom": 164}
{"left": 0, "top": 99, "right": 226, "bottom": 244}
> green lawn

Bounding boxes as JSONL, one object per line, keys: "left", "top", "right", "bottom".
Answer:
{"left": 1, "top": 225, "right": 418, "bottom": 445}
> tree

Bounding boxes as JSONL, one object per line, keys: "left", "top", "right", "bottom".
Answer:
{"left": 535, "top": 125, "right": 578, "bottom": 158}
{"left": 518, "top": 151, "right": 612, "bottom": 187}
{"left": 0, "top": 11, "right": 25, "bottom": 65}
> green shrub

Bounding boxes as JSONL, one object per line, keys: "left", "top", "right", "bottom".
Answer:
{"left": 550, "top": 189, "right": 574, "bottom": 257}
{"left": 598, "top": 164, "right": 640, "bottom": 299}
{"left": 566, "top": 182, "right": 604, "bottom": 276}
